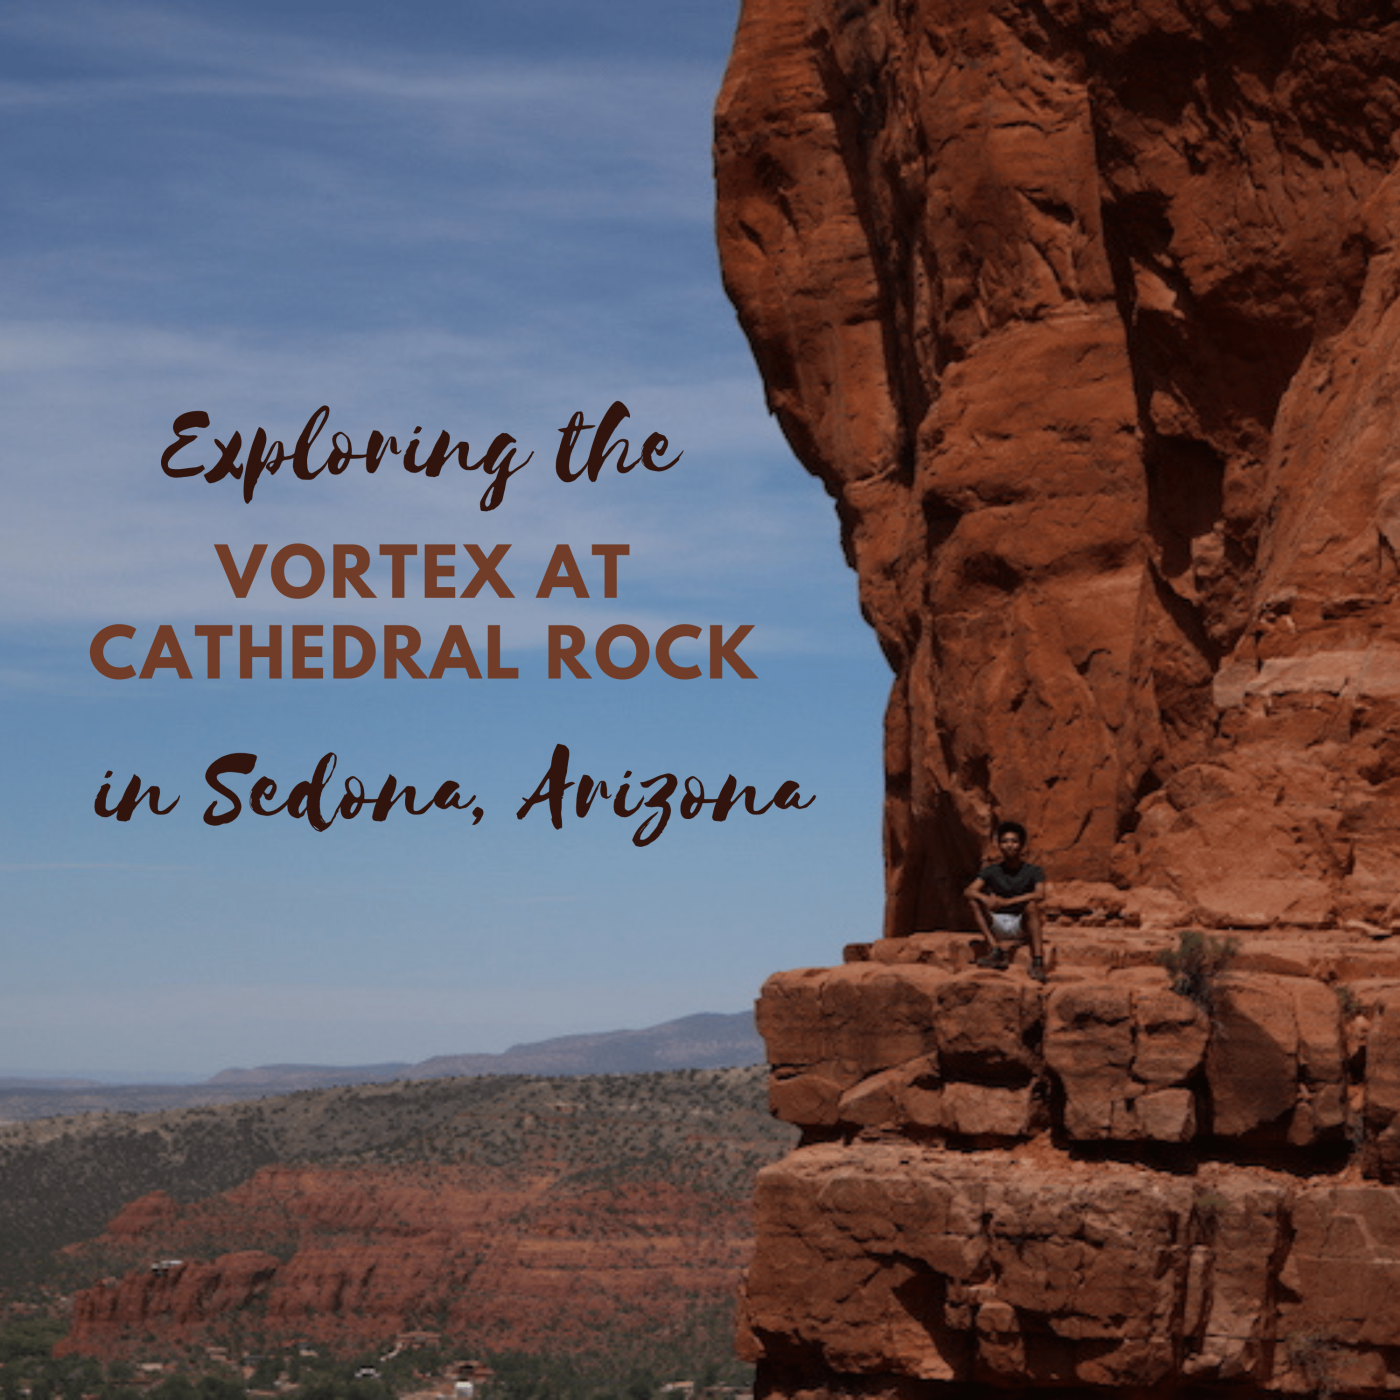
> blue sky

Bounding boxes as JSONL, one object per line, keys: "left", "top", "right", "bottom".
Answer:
{"left": 0, "top": 0, "right": 889, "bottom": 1079}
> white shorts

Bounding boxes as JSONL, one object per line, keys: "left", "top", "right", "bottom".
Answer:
{"left": 990, "top": 911, "right": 1024, "bottom": 941}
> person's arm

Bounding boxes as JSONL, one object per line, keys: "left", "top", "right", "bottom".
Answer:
{"left": 999, "top": 879, "right": 1044, "bottom": 912}
{"left": 965, "top": 874, "right": 998, "bottom": 939}
{"left": 965, "top": 875, "right": 993, "bottom": 908}
{"left": 966, "top": 875, "right": 1010, "bottom": 911}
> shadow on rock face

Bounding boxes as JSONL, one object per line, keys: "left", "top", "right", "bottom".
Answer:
{"left": 715, "top": 0, "right": 1400, "bottom": 935}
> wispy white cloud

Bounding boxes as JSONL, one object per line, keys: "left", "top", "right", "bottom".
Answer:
{"left": 0, "top": 0, "right": 885, "bottom": 1084}
{"left": 0, "top": 0, "right": 841, "bottom": 656}
{"left": 0, "top": 862, "right": 197, "bottom": 871}
{"left": 0, "top": 2, "right": 717, "bottom": 216}
{"left": 0, "top": 315, "right": 851, "bottom": 653}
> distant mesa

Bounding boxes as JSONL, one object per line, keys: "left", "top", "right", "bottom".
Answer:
{"left": 206, "top": 1010, "right": 764, "bottom": 1087}
{"left": 202, "top": 1061, "right": 414, "bottom": 1089}
{"left": 0, "top": 1011, "right": 764, "bottom": 1122}
{"left": 0, "top": 1076, "right": 106, "bottom": 1091}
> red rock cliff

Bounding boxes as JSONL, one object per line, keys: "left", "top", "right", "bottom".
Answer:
{"left": 717, "top": 5, "right": 1400, "bottom": 1397}
{"left": 715, "top": 0, "right": 1400, "bottom": 933}
{"left": 741, "top": 928, "right": 1400, "bottom": 1398}
{"left": 59, "top": 1163, "right": 756, "bottom": 1360}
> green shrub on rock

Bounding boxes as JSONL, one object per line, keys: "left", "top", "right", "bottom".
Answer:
{"left": 1159, "top": 929, "right": 1239, "bottom": 1017}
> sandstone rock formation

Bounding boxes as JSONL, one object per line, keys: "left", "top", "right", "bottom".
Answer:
{"left": 740, "top": 931, "right": 1400, "bottom": 1396}
{"left": 59, "top": 1163, "right": 757, "bottom": 1360}
{"left": 715, "top": 0, "right": 1400, "bottom": 933}
{"left": 717, "top": 4, "right": 1400, "bottom": 1395}
{"left": 38, "top": 1069, "right": 792, "bottom": 1362}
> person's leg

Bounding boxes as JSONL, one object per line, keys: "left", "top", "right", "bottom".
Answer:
{"left": 973, "top": 905, "right": 1012, "bottom": 968}
{"left": 979, "top": 912, "right": 1026, "bottom": 969}
{"left": 1025, "top": 904, "right": 1044, "bottom": 959}
{"left": 968, "top": 897, "right": 995, "bottom": 943}
{"left": 1025, "top": 904, "right": 1046, "bottom": 980}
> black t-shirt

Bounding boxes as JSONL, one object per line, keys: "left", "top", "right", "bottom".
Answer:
{"left": 978, "top": 861, "right": 1045, "bottom": 900}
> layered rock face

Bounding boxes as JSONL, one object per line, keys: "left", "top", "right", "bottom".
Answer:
{"left": 59, "top": 1162, "right": 757, "bottom": 1359}
{"left": 716, "top": 0, "right": 1400, "bottom": 932}
{"left": 740, "top": 933, "right": 1400, "bottom": 1396}
{"left": 717, "top": 6, "right": 1400, "bottom": 1392}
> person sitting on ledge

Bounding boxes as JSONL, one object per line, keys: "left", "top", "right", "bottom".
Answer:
{"left": 966, "top": 820, "right": 1047, "bottom": 982}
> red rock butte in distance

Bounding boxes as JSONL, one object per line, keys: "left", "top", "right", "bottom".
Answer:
{"left": 716, "top": 2, "right": 1400, "bottom": 1397}
{"left": 58, "top": 1166, "right": 757, "bottom": 1361}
